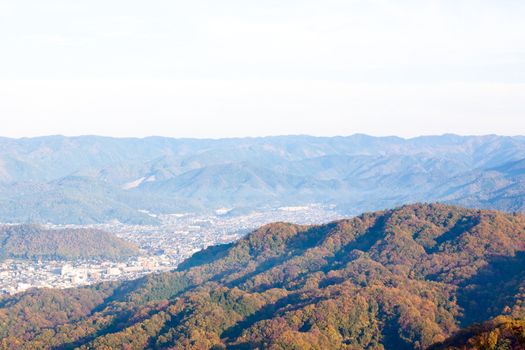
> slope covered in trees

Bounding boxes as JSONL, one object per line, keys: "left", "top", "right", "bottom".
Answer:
{"left": 1, "top": 204, "right": 525, "bottom": 349}
{"left": 429, "top": 316, "right": 525, "bottom": 350}
{"left": 0, "top": 225, "right": 140, "bottom": 260}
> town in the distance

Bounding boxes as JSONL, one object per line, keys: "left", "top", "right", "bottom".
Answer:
{"left": 0, "top": 204, "right": 340, "bottom": 295}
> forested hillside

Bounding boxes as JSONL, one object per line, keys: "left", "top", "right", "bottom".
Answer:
{"left": 429, "top": 316, "right": 525, "bottom": 350}
{"left": 0, "top": 225, "right": 140, "bottom": 260}
{"left": 1, "top": 204, "right": 525, "bottom": 349}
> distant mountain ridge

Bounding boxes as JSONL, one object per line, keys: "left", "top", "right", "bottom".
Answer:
{"left": 2, "top": 203, "right": 525, "bottom": 349}
{"left": 1, "top": 134, "right": 525, "bottom": 224}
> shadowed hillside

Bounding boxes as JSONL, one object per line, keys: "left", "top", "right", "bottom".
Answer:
{"left": 429, "top": 316, "right": 525, "bottom": 350}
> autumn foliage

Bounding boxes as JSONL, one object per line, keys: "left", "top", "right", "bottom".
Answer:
{"left": 1, "top": 203, "right": 525, "bottom": 349}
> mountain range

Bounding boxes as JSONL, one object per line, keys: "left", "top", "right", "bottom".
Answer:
{"left": 1, "top": 134, "right": 525, "bottom": 224}
{"left": 2, "top": 203, "right": 525, "bottom": 349}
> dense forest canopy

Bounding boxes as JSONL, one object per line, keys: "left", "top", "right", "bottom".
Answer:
{"left": 429, "top": 316, "right": 525, "bottom": 350}
{"left": 1, "top": 203, "right": 525, "bottom": 349}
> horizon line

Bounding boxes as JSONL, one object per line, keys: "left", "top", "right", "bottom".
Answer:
{"left": 1, "top": 132, "right": 524, "bottom": 141}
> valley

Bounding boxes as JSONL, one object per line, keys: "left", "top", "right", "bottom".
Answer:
{"left": 1, "top": 136, "right": 524, "bottom": 349}
{"left": 2, "top": 203, "right": 525, "bottom": 349}
{"left": 2, "top": 0, "right": 524, "bottom": 347}
{"left": 0, "top": 204, "right": 339, "bottom": 295}
{"left": 1, "top": 135, "right": 525, "bottom": 225}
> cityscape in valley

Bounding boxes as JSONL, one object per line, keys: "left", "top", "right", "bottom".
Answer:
{"left": 2, "top": 0, "right": 525, "bottom": 348}
{"left": 0, "top": 204, "right": 340, "bottom": 294}
{"left": 1, "top": 135, "right": 525, "bottom": 349}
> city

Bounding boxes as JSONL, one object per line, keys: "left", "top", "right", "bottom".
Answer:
{"left": 0, "top": 204, "right": 341, "bottom": 295}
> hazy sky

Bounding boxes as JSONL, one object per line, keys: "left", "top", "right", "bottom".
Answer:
{"left": 0, "top": 0, "right": 524, "bottom": 138}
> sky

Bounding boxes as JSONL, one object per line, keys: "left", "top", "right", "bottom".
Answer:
{"left": 0, "top": 0, "right": 524, "bottom": 138}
